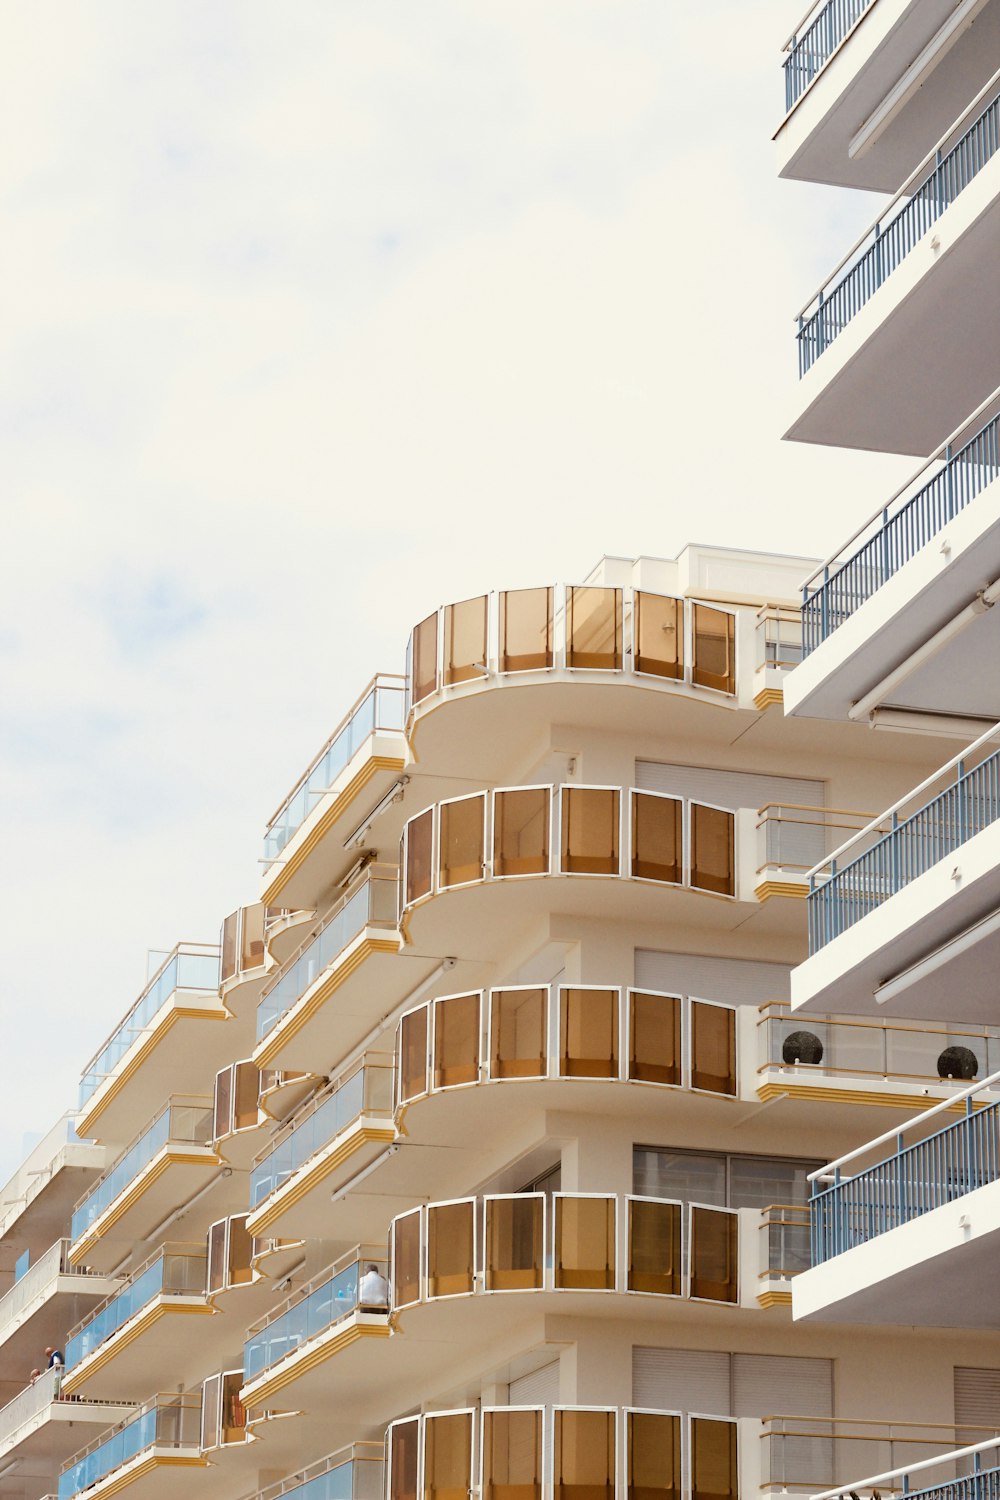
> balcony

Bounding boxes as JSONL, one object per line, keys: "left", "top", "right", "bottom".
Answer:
{"left": 246, "top": 1057, "right": 394, "bottom": 1240}
{"left": 240, "top": 1247, "right": 390, "bottom": 1411}
{"left": 787, "top": 73, "right": 1000, "bottom": 453}
{"left": 63, "top": 1244, "right": 214, "bottom": 1398}
{"left": 796, "top": 1073, "right": 1000, "bottom": 1325}
{"left": 0, "top": 1238, "right": 121, "bottom": 1366}
{"left": 777, "top": 0, "right": 1000, "bottom": 191}
{"left": 755, "top": 803, "right": 874, "bottom": 899}
{"left": 58, "top": 1392, "right": 204, "bottom": 1500}
{"left": 758, "top": 1417, "right": 1000, "bottom": 1499}
{"left": 219, "top": 904, "right": 290, "bottom": 1027}
{"left": 213, "top": 1059, "right": 264, "bottom": 1170}
{"left": 0, "top": 1113, "right": 109, "bottom": 1254}
{"left": 253, "top": 866, "right": 418, "bottom": 1073}
{"left": 794, "top": 725, "right": 1000, "bottom": 1019}
{"left": 235, "top": 1443, "right": 382, "bottom": 1500}
{"left": 753, "top": 604, "right": 804, "bottom": 709}
{"left": 69, "top": 1098, "right": 217, "bottom": 1269}
{"left": 0, "top": 1366, "right": 135, "bottom": 1495}
{"left": 261, "top": 673, "right": 407, "bottom": 910}
{"left": 77, "top": 944, "right": 224, "bottom": 1143}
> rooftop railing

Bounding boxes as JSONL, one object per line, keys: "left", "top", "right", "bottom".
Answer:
{"left": 781, "top": 0, "right": 878, "bottom": 111}
{"left": 256, "top": 867, "right": 398, "bottom": 1043}
{"left": 263, "top": 674, "right": 406, "bottom": 867}
{"left": 58, "top": 1391, "right": 201, "bottom": 1500}
{"left": 806, "top": 722, "right": 1000, "bottom": 953}
{"left": 243, "top": 1245, "right": 388, "bottom": 1382}
{"left": 70, "top": 1098, "right": 213, "bottom": 1244}
{"left": 79, "top": 944, "right": 220, "bottom": 1106}
{"left": 238, "top": 1443, "right": 383, "bottom": 1500}
{"left": 808, "top": 1070, "right": 1000, "bottom": 1264}
{"left": 796, "top": 68, "right": 1000, "bottom": 376}
{"left": 65, "top": 1244, "right": 207, "bottom": 1370}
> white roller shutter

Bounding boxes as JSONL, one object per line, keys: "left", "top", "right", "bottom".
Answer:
{"left": 635, "top": 950, "right": 790, "bottom": 1006}
{"left": 509, "top": 1361, "right": 560, "bottom": 1405}
{"left": 732, "top": 1355, "right": 832, "bottom": 1418}
{"left": 632, "top": 1348, "right": 730, "bottom": 1416}
{"left": 635, "top": 761, "right": 823, "bottom": 809}
{"left": 955, "top": 1368, "right": 1000, "bottom": 1432}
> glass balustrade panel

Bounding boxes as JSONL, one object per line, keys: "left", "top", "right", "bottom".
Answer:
{"left": 690, "top": 804, "right": 734, "bottom": 896}
{"left": 221, "top": 1371, "right": 246, "bottom": 1442}
{"left": 690, "top": 1418, "right": 737, "bottom": 1500}
{"left": 228, "top": 1216, "right": 254, "bottom": 1286}
{"left": 483, "top": 1409, "right": 542, "bottom": 1500}
{"left": 691, "top": 1002, "right": 736, "bottom": 1096}
{"left": 628, "top": 1198, "right": 681, "bottom": 1295}
{"left": 559, "top": 988, "right": 618, "bottom": 1079}
{"left": 689, "top": 1207, "right": 738, "bottom": 1303}
{"left": 692, "top": 605, "right": 736, "bottom": 695}
{"left": 390, "top": 1420, "right": 420, "bottom": 1500}
{"left": 411, "top": 612, "right": 439, "bottom": 706}
{"left": 434, "top": 993, "right": 480, "bottom": 1088}
{"left": 241, "top": 904, "right": 266, "bottom": 971}
{"left": 424, "top": 1412, "right": 474, "bottom": 1500}
{"left": 443, "top": 596, "right": 488, "bottom": 686}
{"left": 485, "top": 1195, "right": 544, "bottom": 1290}
{"left": 634, "top": 592, "right": 683, "bottom": 680}
{"left": 629, "top": 991, "right": 681, "bottom": 1086}
{"left": 426, "top": 1201, "right": 475, "bottom": 1298}
{"left": 398, "top": 1006, "right": 429, "bottom": 1104}
{"left": 627, "top": 1411, "right": 680, "bottom": 1500}
{"left": 631, "top": 792, "right": 681, "bottom": 884}
{"left": 490, "top": 988, "right": 547, "bottom": 1079}
{"left": 221, "top": 912, "right": 239, "bottom": 984}
{"left": 499, "top": 588, "right": 553, "bottom": 673}
{"left": 233, "top": 1061, "right": 259, "bottom": 1130}
{"left": 555, "top": 1197, "right": 615, "bottom": 1290}
{"left": 214, "top": 1066, "right": 233, "bottom": 1141}
{"left": 208, "top": 1220, "right": 227, "bottom": 1295}
{"left": 560, "top": 788, "right": 619, "bottom": 875}
{"left": 494, "top": 789, "right": 550, "bottom": 876}
{"left": 566, "top": 587, "right": 623, "bottom": 671}
{"left": 439, "top": 796, "right": 486, "bottom": 889}
{"left": 406, "top": 809, "right": 434, "bottom": 905}
{"left": 201, "top": 1373, "right": 221, "bottom": 1449}
{"left": 71, "top": 1107, "right": 174, "bottom": 1242}
{"left": 554, "top": 1409, "right": 615, "bottom": 1500}
{"left": 392, "top": 1210, "right": 422, "bottom": 1309}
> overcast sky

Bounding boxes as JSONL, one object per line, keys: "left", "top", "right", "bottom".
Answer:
{"left": 0, "top": 2, "right": 913, "bottom": 1183}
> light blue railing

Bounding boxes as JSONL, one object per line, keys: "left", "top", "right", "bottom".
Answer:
{"left": 70, "top": 1101, "right": 212, "bottom": 1244}
{"left": 807, "top": 741, "right": 1000, "bottom": 953}
{"left": 801, "top": 404, "right": 1000, "bottom": 653}
{"left": 783, "top": 0, "right": 876, "bottom": 111}
{"left": 256, "top": 1448, "right": 383, "bottom": 1500}
{"left": 797, "top": 86, "right": 1000, "bottom": 376}
{"left": 276, "top": 1459, "right": 361, "bottom": 1500}
{"left": 65, "top": 1248, "right": 206, "bottom": 1370}
{"left": 79, "top": 947, "right": 219, "bottom": 1106}
{"left": 249, "top": 1062, "right": 392, "bottom": 1209}
{"left": 58, "top": 1394, "right": 201, "bottom": 1500}
{"left": 243, "top": 1251, "right": 387, "bottom": 1380}
{"left": 263, "top": 674, "right": 406, "bottom": 865}
{"left": 902, "top": 1464, "right": 1000, "bottom": 1500}
{"left": 256, "top": 872, "right": 398, "bottom": 1042}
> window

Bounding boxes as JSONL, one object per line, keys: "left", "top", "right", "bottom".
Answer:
{"left": 434, "top": 993, "right": 480, "bottom": 1089}
{"left": 690, "top": 1001, "right": 736, "bottom": 1096}
{"left": 628, "top": 1198, "right": 681, "bottom": 1296}
{"left": 426, "top": 1200, "right": 475, "bottom": 1298}
{"left": 555, "top": 1196, "right": 615, "bottom": 1289}
{"left": 390, "top": 1420, "right": 420, "bottom": 1500}
{"left": 490, "top": 987, "right": 547, "bottom": 1079}
{"left": 392, "top": 1209, "right": 422, "bottom": 1308}
{"left": 398, "top": 1006, "right": 429, "bottom": 1104}
{"left": 631, "top": 792, "right": 682, "bottom": 884}
{"left": 560, "top": 988, "right": 618, "bottom": 1079}
{"left": 554, "top": 1410, "right": 615, "bottom": 1500}
{"left": 690, "top": 804, "right": 734, "bottom": 897}
{"left": 627, "top": 1411, "right": 681, "bottom": 1500}
{"left": 424, "top": 1412, "right": 473, "bottom": 1500}
{"left": 405, "top": 808, "right": 434, "bottom": 905}
{"left": 628, "top": 992, "right": 681, "bottom": 1086}
{"left": 485, "top": 1195, "right": 544, "bottom": 1291}
{"left": 633, "top": 1148, "right": 820, "bottom": 1211}
{"left": 438, "top": 796, "right": 485, "bottom": 889}
{"left": 692, "top": 605, "right": 735, "bottom": 695}
{"left": 483, "top": 1409, "right": 542, "bottom": 1500}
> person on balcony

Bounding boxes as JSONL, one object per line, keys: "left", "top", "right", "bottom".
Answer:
{"left": 359, "top": 1263, "right": 390, "bottom": 1310}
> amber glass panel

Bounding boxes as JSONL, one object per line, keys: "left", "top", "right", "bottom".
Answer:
{"left": 221, "top": 911, "right": 239, "bottom": 984}
{"left": 439, "top": 795, "right": 485, "bottom": 889}
{"left": 444, "top": 595, "right": 488, "bottom": 686}
{"left": 566, "top": 586, "right": 623, "bottom": 671}
{"left": 629, "top": 992, "right": 681, "bottom": 1086}
{"left": 490, "top": 988, "right": 547, "bottom": 1079}
{"left": 485, "top": 1195, "right": 543, "bottom": 1290}
{"left": 411, "top": 611, "right": 440, "bottom": 705}
{"left": 233, "top": 1061, "right": 259, "bottom": 1130}
{"left": 427, "top": 1200, "right": 475, "bottom": 1297}
{"left": 391, "top": 1419, "right": 421, "bottom": 1500}
{"left": 690, "top": 1206, "right": 738, "bottom": 1303}
{"left": 560, "top": 988, "right": 618, "bottom": 1079}
{"left": 690, "top": 803, "right": 735, "bottom": 897}
{"left": 691, "top": 1418, "right": 737, "bottom": 1500}
{"left": 241, "top": 904, "right": 266, "bottom": 972}
{"left": 494, "top": 788, "right": 550, "bottom": 876}
{"left": 560, "top": 787, "right": 620, "bottom": 875}
{"left": 207, "top": 1219, "right": 227, "bottom": 1294}
{"left": 434, "top": 992, "right": 480, "bottom": 1088}
{"left": 692, "top": 605, "right": 736, "bottom": 695}
{"left": 213, "top": 1065, "right": 233, "bottom": 1142}
{"left": 628, "top": 1412, "right": 680, "bottom": 1500}
{"left": 500, "top": 587, "right": 553, "bottom": 672}
{"left": 424, "top": 1412, "right": 473, "bottom": 1500}
{"left": 483, "top": 1409, "right": 542, "bottom": 1500}
{"left": 555, "top": 1196, "right": 615, "bottom": 1289}
{"left": 634, "top": 592, "right": 683, "bottom": 680}
{"left": 221, "top": 1371, "right": 246, "bottom": 1442}
{"left": 392, "top": 1210, "right": 422, "bottom": 1308}
{"left": 399, "top": 1006, "right": 429, "bottom": 1104}
{"left": 631, "top": 792, "right": 681, "bottom": 883}
{"left": 691, "top": 1002, "right": 736, "bottom": 1096}
{"left": 227, "top": 1216, "right": 254, "bottom": 1286}
{"left": 201, "top": 1373, "right": 221, "bottom": 1448}
{"left": 554, "top": 1410, "right": 615, "bottom": 1500}
{"left": 628, "top": 1198, "right": 680, "bottom": 1295}
{"left": 405, "top": 807, "right": 435, "bottom": 905}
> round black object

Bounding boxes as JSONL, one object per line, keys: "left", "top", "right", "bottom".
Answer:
{"left": 937, "top": 1045, "right": 978, "bottom": 1081}
{"left": 782, "top": 1030, "right": 824, "bottom": 1066}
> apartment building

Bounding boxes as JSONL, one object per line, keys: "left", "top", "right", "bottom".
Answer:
{"left": 3, "top": 543, "right": 999, "bottom": 1500}
{"left": 776, "top": 2, "right": 1000, "bottom": 1499}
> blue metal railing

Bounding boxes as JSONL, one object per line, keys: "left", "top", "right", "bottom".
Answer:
{"left": 802, "top": 408, "right": 1000, "bottom": 654}
{"left": 903, "top": 1466, "right": 1000, "bottom": 1500}
{"left": 783, "top": 0, "right": 876, "bottom": 111}
{"left": 811, "top": 1095, "right": 1000, "bottom": 1264}
{"left": 808, "top": 744, "right": 1000, "bottom": 953}
{"left": 798, "top": 86, "right": 1000, "bottom": 376}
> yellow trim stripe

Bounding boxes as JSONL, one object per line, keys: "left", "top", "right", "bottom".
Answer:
{"left": 68, "top": 1149, "right": 220, "bottom": 1265}
{"left": 253, "top": 937, "right": 399, "bottom": 1069}
{"left": 241, "top": 1320, "right": 390, "bottom": 1408}
{"left": 62, "top": 1301, "right": 217, "bottom": 1394}
{"left": 756, "top": 1290, "right": 793, "bottom": 1308}
{"left": 753, "top": 688, "right": 785, "bottom": 711}
{"left": 757, "top": 1081, "right": 976, "bottom": 1112}
{"left": 754, "top": 880, "right": 807, "bottom": 902}
{"left": 87, "top": 1451, "right": 207, "bottom": 1499}
{"left": 77, "top": 1003, "right": 228, "bottom": 1138}
{"left": 247, "top": 1124, "right": 397, "bottom": 1236}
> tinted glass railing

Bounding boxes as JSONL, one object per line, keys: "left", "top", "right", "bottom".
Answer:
{"left": 66, "top": 1247, "right": 207, "bottom": 1370}
{"left": 70, "top": 1101, "right": 213, "bottom": 1243}
{"left": 58, "top": 1393, "right": 201, "bottom": 1500}
{"left": 243, "top": 1248, "right": 389, "bottom": 1381}
{"left": 256, "top": 872, "right": 398, "bottom": 1041}
{"left": 79, "top": 946, "right": 220, "bottom": 1106}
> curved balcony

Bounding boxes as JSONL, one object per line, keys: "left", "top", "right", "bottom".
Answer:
{"left": 265, "top": 906, "right": 319, "bottom": 969}
{"left": 0, "top": 1238, "right": 122, "bottom": 1366}
{"left": 258, "top": 1068, "right": 324, "bottom": 1122}
{"left": 0, "top": 1366, "right": 136, "bottom": 1491}
{"left": 63, "top": 1244, "right": 214, "bottom": 1399}
{"left": 207, "top": 1214, "right": 288, "bottom": 1324}
{"left": 58, "top": 1392, "right": 204, "bottom": 1500}
{"left": 240, "top": 1247, "right": 390, "bottom": 1411}
{"left": 69, "top": 1097, "right": 217, "bottom": 1270}
{"left": 77, "top": 943, "right": 224, "bottom": 1144}
{"left": 246, "top": 1058, "right": 394, "bottom": 1240}
{"left": 213, "top": 1060, "right": 264, "bottom": 1170}
{"left": 250, "top": 1235, "right": 305, "bottom": 1283}
{"left": 219, "top": 904, "right": 286, "bottom": 1026}
{"left": 261, "top": 673, "right": 407, "bottom": 910}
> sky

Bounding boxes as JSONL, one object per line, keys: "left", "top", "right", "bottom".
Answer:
{"left": 0, "top": 1, "right": 914, "bottom": 1183}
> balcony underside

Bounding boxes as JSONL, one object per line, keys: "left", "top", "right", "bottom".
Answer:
{"left": 63, "top": 1300, "right": 221, "bottom": 1400}
{"left": 264, "top": 908, "right": 317, "bottom": 969}
{"left": 0, "top": 1144, "right": 110, "bottom": 1273}
{"left": 794, "top": 1178, "right": 1000, "bottom": 1326}
{"left": 0, "top": 1271, "right": 121, "bottom": 1366}
{"left": 69, "top": 1150, "right": 223, "bottom": 1271}
{"left": 69, "top": 1448, "right": 207, "bottom": 1500}
{"left": 786, "top": 160, "right": 1000, "bottom": 455}
{"left": 0, "top": 1400, "right": 136, "bottom": 1485}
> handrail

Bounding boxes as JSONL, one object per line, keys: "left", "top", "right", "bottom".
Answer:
{"left": 808, "top": 1068, "right": 1000, "bottom": 1180}
{"left": 780, "top": 0, "right": 867, "bottom": 50}
{"left": 61, "top": 1390, "right": 201, "bottom": 1469}
{"left": 757, "top": 802, "right": 875, "bottom": 818}
{"left": 757, "top": 999, "right": 1000, "bottom": 1040}
{"left": 810, "top": 1436, "right": 1000, "bottom": 1500}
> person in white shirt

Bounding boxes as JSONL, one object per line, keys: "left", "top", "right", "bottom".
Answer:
{"left": 358, "top": 1263, "right": 390, "bottom": 1310}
